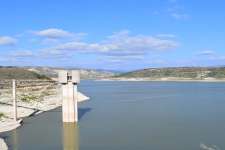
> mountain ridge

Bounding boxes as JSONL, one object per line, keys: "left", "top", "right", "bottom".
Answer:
{"left": 1, "top": 66, "right": 225, "bottom": 80}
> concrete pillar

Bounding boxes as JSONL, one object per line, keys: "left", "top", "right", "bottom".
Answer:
{"left": 62, "top": 82, "right": 78, "bottom": 122}
{"left": 59, "top": 70, "right": 80, "bottom": 123}
{"left": 12, "top": 79, "right": 17, "bottom": 122}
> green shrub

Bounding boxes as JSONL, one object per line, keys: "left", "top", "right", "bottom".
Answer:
{"left": 0, "top": 112, "right": 5, "bottom": 119}
{"left": 20, "top": 94, "right": 38, "bottom": 102}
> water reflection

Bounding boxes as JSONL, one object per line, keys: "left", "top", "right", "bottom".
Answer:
{"left": 12, "top": 130, "right": 18, "bottom": 150}
{"left": 63, "top": 123, "right": 79, "bottom": 150}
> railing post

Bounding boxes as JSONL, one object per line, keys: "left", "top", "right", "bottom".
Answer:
{"left": 12, "top": 79, "right": 17, "bottom": 122}
{"left": 74, "top": 84, "right": 78, "bottom": 122}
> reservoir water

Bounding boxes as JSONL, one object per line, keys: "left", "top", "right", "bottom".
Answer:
{"left": 1, "top": 81, "right": 225, "bottom": 150}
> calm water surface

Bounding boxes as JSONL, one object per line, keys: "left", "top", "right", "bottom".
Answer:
{"left": 1, "top": 81, "right": 225, "bottom": 150}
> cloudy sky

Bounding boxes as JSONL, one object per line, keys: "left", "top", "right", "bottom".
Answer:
{"left": 0, "top": 0, "right": 225, "bottom": 71}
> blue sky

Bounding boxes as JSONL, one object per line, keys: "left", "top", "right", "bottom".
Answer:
{"left": 0, "top": 0, "right": 225, "bottom": 71}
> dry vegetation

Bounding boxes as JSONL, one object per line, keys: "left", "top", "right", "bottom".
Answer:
{"left": 116, "top": 67, "right": 225, "bottom": 79}
{"left": 0, "top": 67, "right": 50, "bottom": 80}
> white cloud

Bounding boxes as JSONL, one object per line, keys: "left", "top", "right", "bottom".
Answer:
{"left": 9, "top": 50, "right": 34, "bottom": 57}
{"left": 208, "top": 55, "right": 225, "bottom": 61}
{"left": 43, "top": 30, "right": 178, "bottom": 58}
{"left": 167, "top": 0, "right": 190, "bottom": 20}
{"left": 3, "top": 30, "right": 178, "bottom": 64}
{"left": 195, "top": 50, "right": 225, "bottom": 62}
{"left": 156, "top": 34, "right": 176, "bottom": 38}
{"left": 40, "top": 48, "right": 70, "bottom": 58}
{"left": 170, "top": 12, "right": 189, "bottom": 20}
{"left": 106, "top": 55, "right": 144, "bottom": 62}
{"left": 33, "top": 28, "right": 74, "bottom": 39}
{"left": 197, "top": 50, "right": 215, "bottom": 56}
{"left": 0, "top": 36, "right": 17, "bottom": 46}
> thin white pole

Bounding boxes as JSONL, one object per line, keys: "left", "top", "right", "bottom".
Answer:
{"left": 12, "top": 79, "right": 17, "bottom": 122}
{"left": 74, "top": 84, "right": 78, "bottom": 122}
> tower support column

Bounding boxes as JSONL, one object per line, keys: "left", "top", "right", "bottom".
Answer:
{"left": 62, "top": 82, "right": 78, "bottom": 122}
{"left": 59, "top": 70, "right": 80, "bottom": 123}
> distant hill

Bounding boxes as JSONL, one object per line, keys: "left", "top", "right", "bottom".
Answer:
{"left": 115, "top": 67, "right": 225, "bottom": 80}
{"left": 0, "top": 67, "right": 50, "bottom": 80}
{"left": 26, "top": 67, "right": 116, "bottom": 80}
{"left": 2, "top": 66, "right": 225, "bottom": 81}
